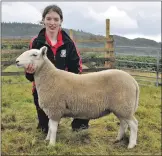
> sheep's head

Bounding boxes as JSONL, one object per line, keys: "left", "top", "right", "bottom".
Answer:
{"left": 16, "top": 46, "right": 48, "bottom": 71}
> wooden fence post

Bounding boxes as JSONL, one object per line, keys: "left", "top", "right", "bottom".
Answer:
{"left": 106, "top": 19, "right": 110, "bottom": 39}
{"left": 156, "top": 51, "right": 160, "bottom": 87}
{"left": 105, "top": 19, "right": 114, "bottom": 68}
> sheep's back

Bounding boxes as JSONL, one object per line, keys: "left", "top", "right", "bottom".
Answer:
{"left": 63, "top": 69, "right": 138, "bottom": 119}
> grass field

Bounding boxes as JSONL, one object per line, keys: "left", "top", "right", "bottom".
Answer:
{"left": 1, "top": 66, "right": 161, "bottom": 155}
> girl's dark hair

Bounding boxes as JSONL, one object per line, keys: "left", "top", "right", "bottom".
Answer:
{"left": 42, "top": 5, "right": 63, "bottom": 20}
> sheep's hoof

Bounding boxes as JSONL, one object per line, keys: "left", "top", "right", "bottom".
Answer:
{"left": 45, "top": 137, "right": 50, "bottom": 141}
{"left": 48, "top": 144, "right": 55, "bottom": 148}
{"left": 114, "top": 137, "right": 123, "bottom": 143}
{"left": 48, "top": 142, "right": 56, "bottom": 147}
{"left": 127, "top": 143, "right": 136, "bottom": 149}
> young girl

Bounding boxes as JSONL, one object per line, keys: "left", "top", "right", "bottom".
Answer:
{"left": 25, "top": 4, "right": 89, "bottom": 133}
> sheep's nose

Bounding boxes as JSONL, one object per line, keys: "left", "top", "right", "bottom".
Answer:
{"left": 16, "top": 60, "right": 19, "bottom": 64}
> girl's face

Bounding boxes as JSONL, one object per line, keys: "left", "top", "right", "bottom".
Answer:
{"left": 43, "top": 10, "right": 62, "bottom": 34}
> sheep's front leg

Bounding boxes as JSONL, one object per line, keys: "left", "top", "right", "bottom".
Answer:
{"left": 45, "top": 126, "right": 51, "bottom": 141}
{"left": 48, "top": 119, "right": 58, "bottom": 146}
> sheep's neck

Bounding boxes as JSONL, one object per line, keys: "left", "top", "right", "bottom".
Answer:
{"left": 34, "top": 58, "right": 56, "bottom": 78}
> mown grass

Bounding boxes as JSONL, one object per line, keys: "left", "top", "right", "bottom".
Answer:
{"left": 1, "top": 66, "right": 161, "bottom": 155}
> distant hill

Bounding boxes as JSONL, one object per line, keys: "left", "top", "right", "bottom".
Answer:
{"left": 113, "top": 35, "right": 160, "bottom": 48}
{"left": 2, "top": 22, "right": 160, "bottom": 48}
{"left": 2, "top": 22, "right": 161, "bottom": 57}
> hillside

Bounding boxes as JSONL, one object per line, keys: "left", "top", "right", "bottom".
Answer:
{"left": 2, "top": 22, "right": 161, "bottom": 48}
{"left": 113, "top": 35, "right": 160, "bottom": 48}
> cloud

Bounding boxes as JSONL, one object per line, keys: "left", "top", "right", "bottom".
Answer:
{"left": 2, "top": 2, "right": 41, "bottom": 23}
{"left": 87, "top": 6, "right": 138, "bottom": 29}
{"left": 1, "top": 2, "right": 161, "bottom": 42}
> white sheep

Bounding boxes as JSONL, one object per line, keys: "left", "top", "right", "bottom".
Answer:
{"left": 16, "top": 46, "right": 139, "bottom": 149}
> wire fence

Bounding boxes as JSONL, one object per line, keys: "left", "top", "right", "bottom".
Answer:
{"left": 1, "top": 45, "right": 161, "bottom": 87}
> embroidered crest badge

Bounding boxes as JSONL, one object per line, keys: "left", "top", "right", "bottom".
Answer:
{"left": 60, "top": 50, "right": 66, "bottom": 57}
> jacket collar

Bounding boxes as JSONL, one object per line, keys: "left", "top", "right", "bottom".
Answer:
{"left": 36, "top": 28, "right": 73, "bottom": 45}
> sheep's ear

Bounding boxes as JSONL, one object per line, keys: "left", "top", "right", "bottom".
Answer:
{"left": 40, "top": 46, "right": 47, "bottom": 57}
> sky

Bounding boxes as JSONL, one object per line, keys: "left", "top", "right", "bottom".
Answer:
{"left": 2, "top": 1, "right": 161, "bottom": 42}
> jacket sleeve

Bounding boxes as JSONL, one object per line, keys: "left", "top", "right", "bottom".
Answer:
{"left": 67, "top": 42, "right": 82, "bottom": 74}
{"left": 25, "top": 38, "right": 36, "bottom": 82}
{"left": 25, "top": 71, "right": 34, "bottom": 82}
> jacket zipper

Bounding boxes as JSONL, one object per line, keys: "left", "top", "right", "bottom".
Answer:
{"left": 38, "top": 41, "right": 69, "bottom": 64}
{"left": 40, "top": 43, "right": 56, "bottom": 64}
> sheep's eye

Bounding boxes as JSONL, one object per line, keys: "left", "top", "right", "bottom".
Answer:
{"left": 31, "top": 54, "right": 37, "bottom": 57}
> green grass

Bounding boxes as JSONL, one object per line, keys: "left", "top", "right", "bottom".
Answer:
{"left": 1, "top": 67, "right": 161, "bottom": 155}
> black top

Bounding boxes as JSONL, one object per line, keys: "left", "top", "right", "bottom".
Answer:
{"left": 26, "top": 28, "right": 82, "bottom": 82}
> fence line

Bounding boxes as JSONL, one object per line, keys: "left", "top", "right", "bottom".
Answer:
{"left": 2, "top": 55, "right": 161, "bottom": 81}
{"left": 1, "top": 18, "right": 161, "bottom": 86}
{"left": 117, "top": 67, "right": 158, "bottom": 73}
{"left": 2, "top": 53, "right": 161, "bottom": 86}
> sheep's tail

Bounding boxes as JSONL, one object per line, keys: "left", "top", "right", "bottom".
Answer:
{"left": 134, "top": 81, "right": 140, "bottom": 112}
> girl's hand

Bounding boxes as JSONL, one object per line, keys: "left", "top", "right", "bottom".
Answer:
{"left": 25, "top": 64, "right": 36, "bottom": 73}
